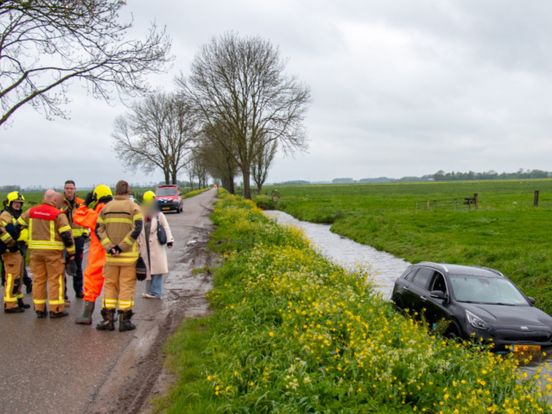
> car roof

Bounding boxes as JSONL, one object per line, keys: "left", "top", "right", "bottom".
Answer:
{"left": 414, "top": 262, "right": 504, "bottom": 278}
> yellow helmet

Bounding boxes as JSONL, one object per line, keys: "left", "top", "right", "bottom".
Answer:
{"left": 93, "top": 184, "right": 112, "bottom": 201}
{"left": 6, "top": 191, "right": 24, "bottom": 206}
{"left": 143, "top": 190, "right": 156, "bottom": 203}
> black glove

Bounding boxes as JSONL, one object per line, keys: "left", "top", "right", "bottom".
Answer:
{"left": 8, "top": 243, "right": 19, "bottom": 253}
{"left": 167, "top": 241, "right": 173, "bottom": 248}
{"left": 84, "top": 191, "right": 95, "bottom": 207}
{"left": 136, "top": 256, "right": 147, "bottom": 281}
{"left": 110, "top": 245, "right": 123, "bottom": 256}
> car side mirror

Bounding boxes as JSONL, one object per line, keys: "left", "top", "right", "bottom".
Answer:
{"left": 527, "top": 296, "right": 536, "bottom": 306}
{"left": 430, "top": 290, "right": 447, "bottom": 301}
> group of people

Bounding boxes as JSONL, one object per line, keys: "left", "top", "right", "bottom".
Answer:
{"left": 0, "top": 179, "right": 174, "bottom": 332}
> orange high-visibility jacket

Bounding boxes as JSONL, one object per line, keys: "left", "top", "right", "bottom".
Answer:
{"left": 73, "top": 202, "right": 107, "bottom": 302}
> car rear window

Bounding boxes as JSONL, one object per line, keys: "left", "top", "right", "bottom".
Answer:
{"left": 157, "top": 187, "right": 178, "bottom": 196}
{"left": 411, "top": 268, "right": 434, "bottom": 289}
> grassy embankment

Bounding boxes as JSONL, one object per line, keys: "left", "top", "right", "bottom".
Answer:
{"left": 266, "top": 180, "right": 552, "bottom": 315}
{"left": 156, "top": 191, "right": 551, "bottom": 413}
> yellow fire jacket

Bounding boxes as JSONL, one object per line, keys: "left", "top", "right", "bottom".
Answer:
{"left": 97, "top": 195, "right": 143, "bottom": 266}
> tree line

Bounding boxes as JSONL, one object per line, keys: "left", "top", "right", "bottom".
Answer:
{"left": 0, "top": 2, "right": 310, "bottom": 199}
{"left": 433, "top": 169, "right": 552, "bottom": 181}
{"left": 114, "top": 33, "right": 310, "bottom": 198}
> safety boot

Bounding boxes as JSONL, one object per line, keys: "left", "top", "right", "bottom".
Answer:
{"left": 17, "top": 298, "right": 30, "bottom": 309}
{"left": 96, "top": 309, "right": 115, "bottom": 331}
{"left": 75, "top": 301, "right": 95, "bottom": 325}
{"left": 118, "top": 310, "right": 136, "bottom": 332}
{"left": 49, "top": 310, "right": 69, "bottom": 318}
{"left": 36, "top": 310, "right": 47, "bottom": 319}
{"left": 4, "top": 306, "right": 25, "bottom": 314}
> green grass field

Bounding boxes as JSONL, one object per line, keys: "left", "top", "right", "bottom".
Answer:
{"left": 266, "top": 179, "right": 552, "bottom": 315}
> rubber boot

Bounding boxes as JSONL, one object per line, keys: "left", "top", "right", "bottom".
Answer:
{"left": 75, "top": 301, "right": 95, "bottom": 325}
{"left": 17, "top": 298, "right": 30, "bottom": 309}
{"left": 36, "top": 310, "right": 47, "bottom": 319}
{"left": 4, "top": 306, "right": 24, "bottom": 314}
{"left": 96, "top": 309, "right": 115, "bottom": 331}
{"left": 49, "top": 310, "right": 69, "bottom": 318}
{"left": 118, "top": 310, "right": 136, "bottom": 332}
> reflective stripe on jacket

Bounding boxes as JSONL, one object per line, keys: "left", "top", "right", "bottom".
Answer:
{"left": 18, "top": 202, "right": 75, "bottom": 254}
{"left": 62, "top": 196, "right": 88, "bottom": 238}
{"left": 97, "top": 196, "right": 143, "bottom": 265}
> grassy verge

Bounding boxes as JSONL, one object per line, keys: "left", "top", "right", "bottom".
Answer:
{"left": 183, "top": 187, "right": 210, "bottom": 199}
{"left": 269, "top": 180, "right": 552, "bottom": 315}
{"left": 157, "top": 191, "right": 550, "bottom": 413}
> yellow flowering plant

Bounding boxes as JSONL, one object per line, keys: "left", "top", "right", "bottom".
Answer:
{"left": 159, "top": 191, "right": 551, "bottom": 413}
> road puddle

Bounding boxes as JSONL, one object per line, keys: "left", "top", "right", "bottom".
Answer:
{"left": 265, "top": 210, "right": 552, "bottom": 395}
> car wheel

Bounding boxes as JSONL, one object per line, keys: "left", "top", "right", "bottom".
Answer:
{"left": 444, "top": 321, "right": 463, "bottom": 341}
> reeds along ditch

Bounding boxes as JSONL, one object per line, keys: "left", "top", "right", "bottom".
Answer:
{"left": 160, "top": 191, "right": 552, "bottom": 414}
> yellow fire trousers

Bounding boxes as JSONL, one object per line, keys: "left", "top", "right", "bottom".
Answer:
{"left": 29, "top": 250, "right": 65, "bottom": 313}
{"left": 2, "top": 252, "right": 24, "bottom": 310}
{"left": 102, "top": 264, "right": 137, "bottom": 311}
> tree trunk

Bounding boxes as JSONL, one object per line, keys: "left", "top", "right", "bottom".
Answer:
{"left": 163, "top": 168, "right": 170, "bottom": 184}
{"left": 256, "top": 183, "right": 263, "bottom": 194}
{"left": 242, "top": 170, "right": 252, "bottom": 199}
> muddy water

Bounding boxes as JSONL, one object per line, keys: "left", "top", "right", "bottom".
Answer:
{"left": 265, "top": 210, "right": 409, "bottom": 298}
{"left": 265, "top": 210, "right": 552, "bottom": 390}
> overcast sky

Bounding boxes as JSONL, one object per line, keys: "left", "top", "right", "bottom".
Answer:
{"left": 3, "top": 0, "right": 552, "bottom": 188}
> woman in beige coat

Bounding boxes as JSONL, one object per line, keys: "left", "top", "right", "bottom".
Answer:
{"left": 138, "top": 191, "right": 174, "bottom": 299}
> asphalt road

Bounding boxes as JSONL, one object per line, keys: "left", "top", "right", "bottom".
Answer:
{"left": 0, "top": 189, "right": 216, "bottom": 414}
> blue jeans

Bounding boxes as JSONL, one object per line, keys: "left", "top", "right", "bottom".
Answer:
{"left": 146, "top": 274, "right": 163, "bottom": 297}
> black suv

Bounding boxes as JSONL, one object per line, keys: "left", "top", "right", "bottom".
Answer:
{"left": 392, "top": 262, "right": 552, "bottom": 349}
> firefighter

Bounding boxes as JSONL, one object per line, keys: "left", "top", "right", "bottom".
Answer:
{"left": 62, "top": 179, "right": 88, "bottom": 298}
{"left": 96, "top": 180, "right": 143, "bottom": 332}
{"left": 72, "top": 184, "right": 113, "bottom": 325}
{"left": 0, "top": 192, "right": 30, "bottom": 313}
{"left": 18, "top": 190, "right": 75, "bottom": 318}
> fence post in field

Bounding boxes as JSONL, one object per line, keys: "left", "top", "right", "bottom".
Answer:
{"left": 534, "top": 190, "right": 540, "bottom": 207}
{"left": 474, "top": 193, "right": 479, "bottom": 209}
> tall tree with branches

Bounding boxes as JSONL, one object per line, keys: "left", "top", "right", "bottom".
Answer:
{"left": 195, "top": 121, "right": 238, "bottom": 193}
{"left": 178, "top": 32, "right": 310, "bottom": 198}
{"left": 0, "top": 0, "right": 171, "bottom": 126}
{"left": 113, "top": 92, "right": 196, "bottom": 184}
{"left": 251, "top": 140, "right": 277, "bottom": 194}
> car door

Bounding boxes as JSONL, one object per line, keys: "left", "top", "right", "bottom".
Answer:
{"left": 425, "top": 272, "right": 450, "bottom": 329}
{"left": 392, "top": 267, "right": 419, "bottom": 310}
{"left": 407, "top": 267, "right": 434, "bottom": 317}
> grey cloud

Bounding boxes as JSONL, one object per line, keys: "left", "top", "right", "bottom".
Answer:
{"left": 2, "top": 0, "right": 552, "bottom": 187}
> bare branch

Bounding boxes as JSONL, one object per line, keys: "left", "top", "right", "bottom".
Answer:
{"left": 0, "top": 0, "right": 172, "bottom": 126}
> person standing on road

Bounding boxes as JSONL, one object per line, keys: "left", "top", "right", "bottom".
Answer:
{"left": 18, "top": 190, "right": 75, "bottom": 318}
{"left": 72, "top": 184, "right": 113, "bottom": 325}
{"left": 138, "top": 191, "right": 174, "bottom": 299}
{"left": 96, "top": 180, "right": 143, "bottom": 332}
{"left": 0, "top": 192, "right": 30, "bottom": 313}
{"left": 62, "top": 180, "right": 87, "bottom": 299}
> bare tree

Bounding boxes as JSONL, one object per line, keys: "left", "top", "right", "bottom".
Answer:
{"left": 195, "top": 122, "right": 238, "bottom": 193}
{"left": 251, "top": 140, "right": 277, "bottom": 194}
{"left": 186, "top": 151, "right": 209, "bottom": 189}
{"left": 113, "top": 92, "right": 195, "bottom": 184}
{"left": 0, "top": 0, "right": 171, "bottom": 126}
{"left": 178, "top": 32, "right": 310, "bottom": 198}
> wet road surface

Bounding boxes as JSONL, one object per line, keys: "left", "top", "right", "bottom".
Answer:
{"left": 265, "top": 210, "right": 552, "bottom": 390}
{"left": 0, "top": 189, "right": 216, "bottom": 414}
